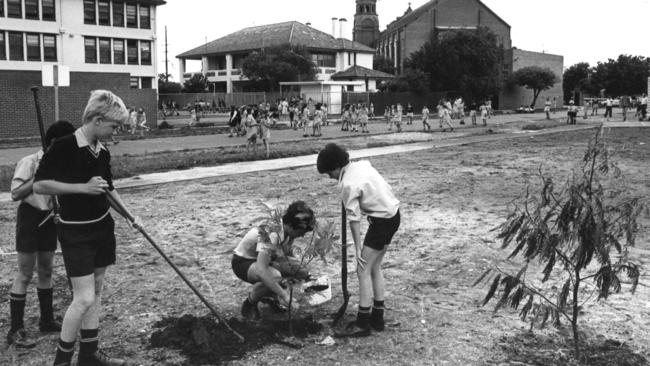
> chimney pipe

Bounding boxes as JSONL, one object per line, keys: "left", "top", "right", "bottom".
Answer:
{"left": 339, "top": 18, "right": 347, "bottom": 39}
{"left": 332, "top": 17, "right": 338, "bottom": 38}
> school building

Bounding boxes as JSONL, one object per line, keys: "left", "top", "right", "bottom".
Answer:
{"left": 353, "top": 0, "right": 564, "bottom": 110}
{"left": 0, "top": 0, "right": 165, "bottom": 139}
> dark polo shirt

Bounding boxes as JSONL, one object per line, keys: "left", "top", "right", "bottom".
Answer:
{"left": 35, "top": 129, "right": 113, "bottom": 224}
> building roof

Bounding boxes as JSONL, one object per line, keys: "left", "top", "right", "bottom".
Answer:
{"left": 140, "top": 0, "right": 166, "bottom": 5}
{"left": 384, "top": 0, "right": 509, "bottom": 33}
{"left": 177, "top": 21, "right": 375, "bottom": 59}
{"left": 330, "top": 65, "right": 395, "bottom": 80}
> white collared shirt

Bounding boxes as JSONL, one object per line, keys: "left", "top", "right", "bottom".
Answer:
{"left": 74, "top": 128, "right": 106, "bottom": 156}
{"left": 11, "top": 150, "right": 51, "bottom": 211}
{"left": 338, "top": 161, "right": 400, "bottom": 222}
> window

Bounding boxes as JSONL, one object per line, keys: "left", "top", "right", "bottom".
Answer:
{"left": 9, "top": 32, "right": 23, "bottom": 60}
{"left": 112, "top": 1, "right": 124, "bottom": 26}
{"left": 25, "top": 0, "right": 39, "bottom": 19}
{"left": 312, "top": 53, "right": 335, "bottom": 67}
{"left": 139, "top": 40, "right": 151, "bottom": 65}
{"left": 0, "top": 33, "right": 5, "bottom": 60}
{"left": 0, "top": 0, "right": 4, "bottom": 17}
{"left": 84, "top": 0, "right": 96, "bottom": 24}
{"left": 8, "top": 0, "right": 22, "bottom": 18}
{"left": 85, "top": 37, "right": 97, "bottom": 63}
{"left": 127, "top": 39, "right": 138, "bottom": 64}
{"left": 26, "top": 33, "right": 40, "bottom": 61}
{"left": 139, "top": 5, "right": 150, "bottom": 29}
{"left": 126, "top": 4, "right": 137, "bottom": 28}
{"left": 99, "top": 38, "right": 111, "bottom": 63}
{"left": 98, "top": 0, "right": 110, "bottom": 25}
{"left": 43, "top": 34, "right": 56, "bottom": 61}
{"left": 42, "top": 0, "right": 55, "bottom": 21}
{"left": 140, "top": 77, "right": 152, "bottom": 89}
{"left": 129, "top": 77, "right": 139, "bottom": 89}
{"left": 113, "top": 39, "right": 124, "bottom": 64}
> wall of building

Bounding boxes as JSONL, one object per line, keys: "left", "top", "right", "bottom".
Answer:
{"left": 0, "top": 70, "right": 157, "bottom": 139}
{"left": 500, "top": 48, "right": 564, "bottom": 110}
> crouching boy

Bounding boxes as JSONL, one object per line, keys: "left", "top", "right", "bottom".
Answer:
{"left": 231, "top": 201, "right": 315, "bottom": 321}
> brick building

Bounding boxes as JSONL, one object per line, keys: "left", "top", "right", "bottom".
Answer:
{"left": 0, "top": 0, "right": 165, "bottom": 139}
{"left": 353, "top": 0, "right": 563, "bottom": 109}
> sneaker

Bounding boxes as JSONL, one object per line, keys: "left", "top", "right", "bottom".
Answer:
{"left": 39, "top": 319, "right": 62, "bottom": 332}
{"left": 259, "top": 296, "right": 287, "bottom": 313}
{"left": 6, "top": 328, "right": 36, "bottom": 348}
{"left": 77, "top": 349, "right": 126, "bottom": 366}
{"left": 241, "top": 299, "right": 261, "bottom": 321}
{"left": 334, "top": 321, "right": 371, "bottom": 338}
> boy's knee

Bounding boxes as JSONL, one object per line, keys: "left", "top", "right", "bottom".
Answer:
{"left": 73, "top": 293, "right": 96, "bottom": 309}
{"left": 16, "top": 270, "right": 34, "bottom": 286}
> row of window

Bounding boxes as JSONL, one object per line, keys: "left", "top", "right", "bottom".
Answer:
{"left": 84, "top": 0, "right": 150, "bottom": 29}
{"left": 130, "top": 76, "right": 152, "bottom": 89}
{"left": 84, "top": 36, "right": 150, "bottom": 65}
{"left": 0, "top": 0, "right": 56, "bottom": 21}
{"left": 0, "top": 30, "right": 57, "bottom": 61}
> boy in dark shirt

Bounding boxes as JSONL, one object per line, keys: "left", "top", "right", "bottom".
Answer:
{"left": 34, "top": 90, "right": 136, "bottom": 366}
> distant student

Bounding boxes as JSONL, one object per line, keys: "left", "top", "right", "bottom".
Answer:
{"left": 245, "top": 108, "right": 258, "bottom": 155}
{"left": 7, "top": 120, "right": 75, "bottom": 349}
{"left": 544, "top": 98, "right": 551, "bottom": 119}
{"left": 406, "top": 103, "right": 414, "bottom": 125}
{"left": 480, "top": 103, "right": 488, "bottom": 127}
{"left": 358, "top": 104, "right": 370, "bottom": 133}
{"left": 258, "top": 112, "right": 271, "bottom": 158}
{"left": 421, "top": 105, "right": 432, "bottom": 131}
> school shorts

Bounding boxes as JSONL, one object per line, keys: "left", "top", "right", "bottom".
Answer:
{"left": 363, "top": 209, "right": 400, "bottom": 251}
{"left": 16, "top": 202, "right": 57, "bottom": 253}
{"left": 232, "top": 255, "right": 256, "bottom": 283}
{"left": 57, "top": 215, "right": 116, "bottom": 277}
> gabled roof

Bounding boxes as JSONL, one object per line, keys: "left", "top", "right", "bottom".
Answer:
{"left": 177, "top": 21, "right": 375, "bottom": 59}
{"left": 384, "top": 0, "right": 509, "bottom": 33}
{"left": 331, "top": 65, "right": 395, "bottom": 80}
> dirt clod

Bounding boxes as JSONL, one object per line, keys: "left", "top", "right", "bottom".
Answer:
{"left": 150, "top": 314, "right": 322, "bottom": 364}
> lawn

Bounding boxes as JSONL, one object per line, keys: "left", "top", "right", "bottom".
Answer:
{"left": 0, "top": 127, "right": 648, "bottom": 366}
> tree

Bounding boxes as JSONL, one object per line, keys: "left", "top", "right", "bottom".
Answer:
{"left": 405, "top": 27, "right": 503, "bottom": 101}
{"left": 373, "top": 54, "right": 395, "bottom": 75}
{"left": 379, "top": 68, "right": 429, "bottom": 93}
{"left": 182, "top": 73, "right": 208, "bottom": 93}
{"left": 478, "top": 129, "right": 643, "bottom": 361}
{"left": 510, "top": 66, "right": 557, "bottom": 107}
{"left": 241, "top": 43, "right": 317, "bottom": 92}
{"left": 158, "top": 73, "right": 183, "bottom": 94}
{"left": 592, "top": 55, "right": 650, "bottom": 97}
{"left": 562, "top": 63, "right": 591, "bottom": 103}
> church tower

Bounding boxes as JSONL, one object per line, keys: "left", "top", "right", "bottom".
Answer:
{"left": 353, "top": 0, "right": 380, "bottom": 47}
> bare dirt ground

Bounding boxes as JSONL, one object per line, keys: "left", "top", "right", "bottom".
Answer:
{"left": 1, "top": 127, "right": 648, "bottom": 366}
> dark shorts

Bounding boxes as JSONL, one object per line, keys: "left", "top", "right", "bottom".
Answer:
{"left": 363, "top": 210, "right": 400, "bottom": 251}
{"left": 57, "top": 215, "right": 116, "bottom": 277}
{"left": 16, "top": 202, "right": 57, "bottom": 253}
{"left": 232, "top": 255, "right": 256, "bottom": 283}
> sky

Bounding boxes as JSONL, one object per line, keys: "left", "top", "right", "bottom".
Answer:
{"left": 156, "top": 0, "right": 650, "bottom": 81}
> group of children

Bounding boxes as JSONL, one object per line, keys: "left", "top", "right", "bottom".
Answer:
{"left": 8, "top": 93, "right": 400, "bottom": 365}
{"left": 341, "top": 103, "right": 371, "bottom": 133}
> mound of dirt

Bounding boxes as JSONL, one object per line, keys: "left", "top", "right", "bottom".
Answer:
{"left": 149, "top": 314, "right": 323, "bottom": 364}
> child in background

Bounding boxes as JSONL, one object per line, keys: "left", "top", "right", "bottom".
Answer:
{"left": 258, "top": 111, "right": 271, "bottom": 158}
{"left": 480, "top": 103, "right": 488, "bottom": 126}
{"left": 359, "top": 104, "right": 370, "bottom": 133}
{"left": 245, "top": 108, "right": 258, "bottom": 155}
{"left": 421, "top": 105, "right": 432, "bottom": 131}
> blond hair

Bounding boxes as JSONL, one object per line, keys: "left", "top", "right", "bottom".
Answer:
{"left": 82, "top": 90, "right": 129, "bottom": 124}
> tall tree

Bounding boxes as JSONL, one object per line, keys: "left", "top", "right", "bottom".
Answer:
{"left": 241, "top": 43, "right": 317, "bottom": 92}
{"left": 562, "top": 63, "right": 591, "bottom": 103}
{"left": 182, "top": 74, "right": 208, "bottom": 93}
{"left": 158, "top": 73, "right": 183, "bottom": 94}
{"left": 593, "top": 55, "right": 650, "bottom": 97}
{"left": 373, "top": 54, "right": 395, "bottom": 75}
{"left": 379, "top": 68, "right": 429, "bottom": 93}
{"left": 510, "top": 66, "right": 557, "bottom": 107}
{"left": 405, "top": 27, "right": 503, "bottom": 102}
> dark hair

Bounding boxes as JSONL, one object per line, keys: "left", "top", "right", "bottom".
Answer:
{"left": 282, "top": 200, "right": 315, "bottom": 232}
{"left": 317, "top": 143, "right": 349, "bottom": 174}
{"left": 45, "top": 120, "right": 75, "bottom": 147}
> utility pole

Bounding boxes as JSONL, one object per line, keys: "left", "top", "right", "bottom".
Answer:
{"left": 164, "top": 26, "right": 169, "bottom": 82}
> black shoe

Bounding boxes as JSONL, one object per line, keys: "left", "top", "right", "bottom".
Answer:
{"left": 77, "top": 349, "right": 126, "bottom": 366}
{"left": 40, "top": 319, "right": 62, "bottom": 332}
{"left": 7, "top": 328, "right": 36, "bottom": 348}
{"left": 241, "top": 299, "right": 261, "bottom": 321}
{"left": 334, "top": 321, "right": 371, "bottom": 338}
{"left": 369, "top": 315, "right": 385, "bottom": 332}
{"left": 53, "top": 362, "right": 71, "bottom": 366}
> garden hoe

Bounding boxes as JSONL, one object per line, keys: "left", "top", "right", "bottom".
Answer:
{"left": 332, "top": 202, "right": 350, "bottom": 325}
